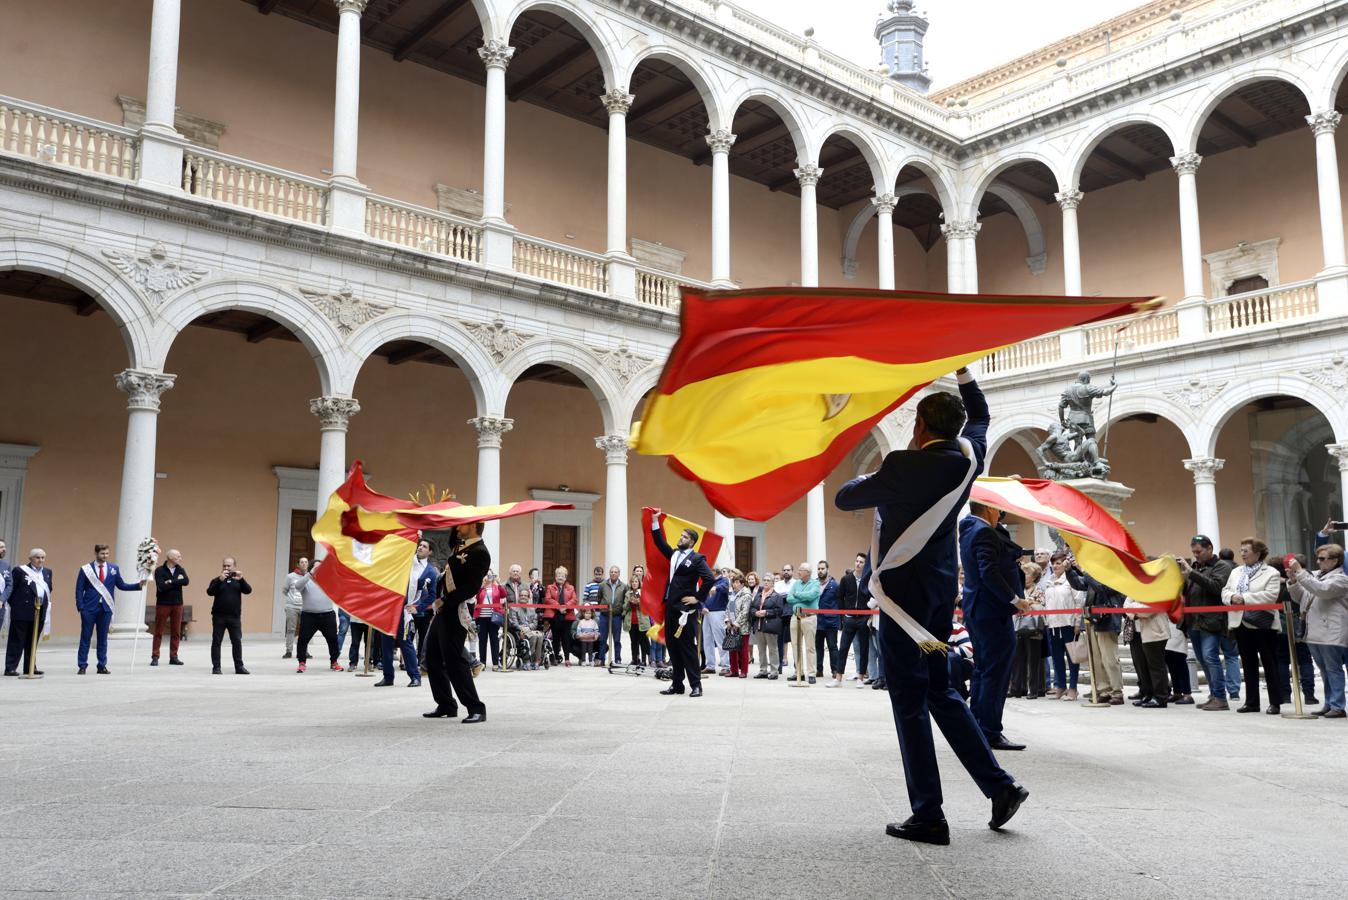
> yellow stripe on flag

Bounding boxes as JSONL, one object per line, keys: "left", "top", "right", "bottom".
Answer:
{"left": 637, "top": 350, "right": 993, "bottom": 485}
{"left": 312, "top": 493, "right": 417, "bottom": 595}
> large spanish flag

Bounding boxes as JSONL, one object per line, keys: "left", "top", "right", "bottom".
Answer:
{"left": 633, "top": 287, "right": 1154, "bottom": 520}
{"left": 640, "top": 507, "right": 724, "bottom": 644}
{"left": 970, "top": 477, "right": 1183, "bottom": 612}
{"left": 311, "top": 462, "right": 572, "bottom": 635}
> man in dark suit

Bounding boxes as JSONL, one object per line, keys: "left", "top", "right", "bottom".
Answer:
{"left": 5, "top": 548, "right": 52, "bottom": 677}
{"left": 649, "top": 513, "right": 716, "bottom": 697}
{"left": 958, "top": 502, "right": 1031, "bottom": 750}
{"left": 423, "top": 521, "right": 490, "bottom": 723}
{"left": 836, "top": 368, "right": 1027, "bottom": 845}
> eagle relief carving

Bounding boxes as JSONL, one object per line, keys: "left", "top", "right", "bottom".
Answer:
{"left": 103, "top": 242, "right": 208, "bottom": 305}
{"left": 300, "top": 283, "right": 387, "bottom": 336}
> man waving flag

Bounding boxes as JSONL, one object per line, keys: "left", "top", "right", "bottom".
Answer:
{"left": 633, "top": 287, "right": 1155, "bottom": 520}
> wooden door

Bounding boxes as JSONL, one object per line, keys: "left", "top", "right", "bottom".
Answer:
{"left": 734, "top": 535, "right": 755, "bottom": 574}
{"left": 542, "top": 524, "right": 579, "bottom": 583}
{"left": 288, "top": 509, "right": 316, "bottom": 569}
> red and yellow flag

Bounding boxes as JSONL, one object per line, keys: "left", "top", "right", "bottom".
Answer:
{"left": 311, "top": 462, "right": 572, "bottom": 635}
{"left": 640, "top": 507, "right": 723, "bottom": 644}
{"left": 633, "top": 287, "right": 1154, "bottom": 520}
{"left": 970, "top": 477, "right": 1183, "bottom": 612}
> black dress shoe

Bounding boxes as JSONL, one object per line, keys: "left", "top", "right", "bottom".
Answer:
{"left": 689, "top": 687, "right": 703, "bottom": 698}
{"left": 235, "top": 668, "right": 250, "bottom": 675}
{"left": 423, "top": 708, "right": 457, "bottom": 718}
{"left": 990, "top": 782, "right": 1030, "bottom": 830}
{"left": 1265, "top": 705, "right": 1280, "bottom": 715}
{"left": 150, "top": 658, "right": 159, "bottom": 667}
{"left": 77, "top": 667, "right": 87, "bottom": 675}
{"left": 169, "top": 658, "right": 183, "bottom": 666}
{"left": 1234, "top": 703, "right": 1259, "bottom": 712}
{"left": 408, "top": 679, "right": 422, "bottom": 687}
{"left": 212, "top": 668, "right": 222, "bottom": 675}
{"left": 659, "top": 687, "right": 684, "bottom": 695}
{"left": 1139, "top": 699, "right": 1167, "bottom": 708}
{"left": 988, "top": 736, "right": 1026, "bottom": 751}
{"left": 373, "top": 680, "right": 394, "bottom": 687}
{"left": 97, "top": 666, "right": 111, "bottom": 675}
{"left": 871, "top": 679, "right": 887, "bottom": 690}
{"left": 886, "top": 816, "right": 950, "bottom": 845}
{"left": 3, "top": 671, "right": 17, "bottom": 677}
{"left": 1131, "top": 696, "right": 1152, "bottom": 707}
{"left": 463, "top": 712, "right": 486, "bottom": 724}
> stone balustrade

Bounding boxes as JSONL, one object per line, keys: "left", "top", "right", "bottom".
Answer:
{"left": 1084, "top": 309, "right": 1180, "bottom": 357}
{"left": 984, "top": 334, "right": 1062, "bottom": 373}
{"left": 512, "top": 236, "right": 609, "bottom": 294}
{"left": 364, "top": 198, "right": 482, "bottom": 263}
{"left": 635, "top": 269, "right": 704, "bottom": 309}
{"left": 181, "top": 150, "right": 329, "bottom": 226}
{"left": 1205, "top": 279, "right": 1319, "bottom": 334}
{"left": 0, "top": 96, "right": 138, "bottom": 181}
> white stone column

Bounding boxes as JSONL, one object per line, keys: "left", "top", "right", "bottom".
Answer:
{"left": 707, "top": 129, "right": 736, "bottom": 286}
{"left": 1308, "top": 112, "right": 1347, "bottom": 275}
{"left": 478, "top": 40, "right": 516, "bottom": 268}
{"left": 806, "top": 481, "right": 826, "bottom": 566}
{"left": 110, "top": 370, "right": 176, "bottom": 635}
{"left": 1171, "top": 153, "right": 1205, "bottom": 302}
{"left": 602, "top": 89, "right": 637, "bottom": 301}
{"left": 796, "top": 163, "right": 823, "bottom": 287}
{"left": 328, "top": 0, "right": 368, "bottom": 234}
{"left": 1056, "top": 188, "right": 1083, "bottom": 295}
{"left": 1183, "top": 457, "right": 1224, "bottom": 549}
{"left": 1328, "top": 444, "right": 1348, "bottom": 518}
{"left": 138, "top": 0, "right": 185, "bottom": 189}
{"left": 712, "top": 511, "right": 735, "bottom": 569}
{"left": 873, "top": 193, "right": 897, "bottom": 290}
{"left": 596, "top": 435, "right": 630, "bottom": 575}
{"left": 310, "top": 396, "right": 360, "bottom": 541}
{"left": 941, "top": 220, "right": 980, "bottom": 294}
{"left": 470, "top": 416, "right": 512, "bottom": 565}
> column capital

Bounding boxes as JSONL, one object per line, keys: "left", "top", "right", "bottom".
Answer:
{"left": 940, "top": 219, "right": 980, "bottom": 241}
{"left": 1170, "top": 152, "right": 1202, "bottom": 175}
{"left": 1055, "top": 188, "right": 1083, "bottom": 211}
{"left": 872, "top": 192, "right": 898, "bottom": 215}
{"left": 478, "top": 39, "right": 515, "bottom": 70}
{"left": 1183, "top": 456, "right": 1225, "bottom": 484}
{"left": 310, "top": 396, "right": 360, "bottom": 431}
{"left": 595, "top": 434, "right": 630, "bottom": 464}
{"left": 1307, "top": 110, "right": 1343, "bottom": 136}
{"left": 705, "top": 128, "right": 736, "bottom": 154}
{"left": 794, "top": 163, "right": 823, "bottom": 187}
{"left": 469, "top": 415, "right": 514, "bottom": 448}
{"left": 334, "top": 0, "right": 368, "bottom": 13}
{"left": 115, "top": 369, "right": 176, "bottom": 412}
{"left": 1327, "top": 443, "right": 1348, "bottom": 471}
{"left": 601, "top": 89, "right": 634, "bottom": 116}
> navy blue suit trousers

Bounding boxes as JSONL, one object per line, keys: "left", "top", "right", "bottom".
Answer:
{"left": 965, "top": 612, "right": 1016, "bottom": 740}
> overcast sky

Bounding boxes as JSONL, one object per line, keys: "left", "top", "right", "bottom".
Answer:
{"left": 732, "top": 0, "right": 1143, "bottom": 89}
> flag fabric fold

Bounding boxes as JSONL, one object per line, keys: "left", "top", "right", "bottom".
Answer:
{"left": 639, "top": 507, "right": 723, "bottom": 645}
{"left": 969, "top": 477, "right": 1183, "bottom": 612}
{"left": 633, "top": 287, "right": 1156, "bottom": 520}
{"left": 311, "top": 461, "right": 572, "bottom": 635}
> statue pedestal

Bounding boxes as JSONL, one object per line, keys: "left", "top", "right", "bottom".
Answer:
{"left": 1060, "top": 478, "right": 1135, "bottom": 522}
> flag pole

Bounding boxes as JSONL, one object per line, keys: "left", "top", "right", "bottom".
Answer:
{"left": 1100, "top": 326, "right": 1125, "bottom": 465}
{"left": 356, "top": 627, "right": 375, "bottom": 677}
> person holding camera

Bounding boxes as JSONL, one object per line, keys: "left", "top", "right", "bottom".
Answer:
{"left": 1286, "top": 531, "right": 1348, "bottom": 718}
{"left": 1178, "top": 535, "right": 1236, "bottom": 710}
{"left": 206, "top": 557, "right": 251, "bottom": 675}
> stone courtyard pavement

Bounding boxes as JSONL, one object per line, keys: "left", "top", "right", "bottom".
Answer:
{"left": 2, "top": 637, "right": 1346, "bottom": 899}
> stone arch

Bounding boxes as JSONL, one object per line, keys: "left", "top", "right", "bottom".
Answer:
{"left": 1067, "top": 114, "right": 1182, "bottom": 188}
{"left": 809, "top": 123, "right": 890, "bottom": 192}
{"left": 618, "top": 365, "right": 664, "bottom": 429}
{"left": 963, "top": 151, "right": 1067, "bottom": 220}
{"left": 1323, "top": 39, "right": 1348, "bottom": 109}
{"left": 620, "top": 44, "right": 726, "bottom": 130}
{"left": 888, "top": 153, "right": 958, "bottom": 220}
{"left": 149, "top": 278, "right": 342, "bottom": 395}
{"left": 841, "top": 183, "right": 1046, "bottom": 278}
{"left": 1099, "top": 394, "right": 1203, "bottom": 459}
{"left": 339, "top": 312, "right": 505, "bottom": 416}
{"left": 724, "top": 87, "right": 809, "bottom": 160}
{"left": 986, "top": 410, "right": 1050, "bottom": 462}
{"left": 1195, "top": 375, "right": 1348, "bottom": 459}
{"left": 502, "top": 1, "right": 620, "bottom": 91}
{"left": 1178, "top": 66, "right": 1319, "bottom": 153}
{"left": 498, "top": 339, "right": 623, "bottom": 432}
{"left": 0, "top": 234, "right": 156, "bottom": 368}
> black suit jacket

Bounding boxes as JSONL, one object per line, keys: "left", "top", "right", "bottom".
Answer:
{"left": 440, "top": 538, "right": 492, "bottom": 633}
{"left": 650, "top": 527, "right": 715, "bottom": 618}
{"left": 9, "top": 567, "right": 52, "bottom": 622}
